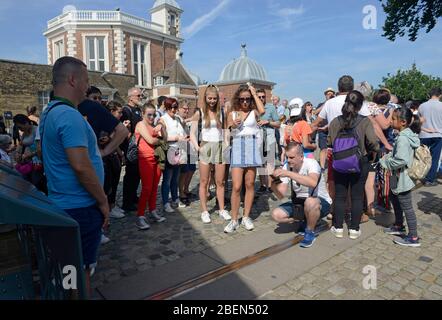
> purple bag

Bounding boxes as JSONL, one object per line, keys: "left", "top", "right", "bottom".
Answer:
{"left": 15, "top": 162, "right": 33, "bottom": 176}
{"left": 332, "top": 117, "right": 363, "bottom": 174}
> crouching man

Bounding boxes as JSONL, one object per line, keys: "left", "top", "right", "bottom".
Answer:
{"left": 271, "top": 142, "right": 332, "bottom": 248}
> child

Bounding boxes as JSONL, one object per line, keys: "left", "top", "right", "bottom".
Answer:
{"left": 380, "top": 107, "right": 421, "bottom": 247}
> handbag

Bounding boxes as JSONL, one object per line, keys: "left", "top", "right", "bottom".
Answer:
{"left": 126, "top": 135, "right": 141, "bottom": 163}
{"left": 167, "top": 145, "right": 181, "bottom": 166}
{"left": 15, "top": 162, "right": 33, "bottom": 175}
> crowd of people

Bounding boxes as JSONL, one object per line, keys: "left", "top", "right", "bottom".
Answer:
{"left": 1, "top": 56, "right": 442, "bottom": 294}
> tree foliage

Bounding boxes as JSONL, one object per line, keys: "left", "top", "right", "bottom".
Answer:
{"left": 382, "top": 0, "right": 442, "bottom": 41}
{"left": 380, "top": 64, "right": 442, "bottom": 101}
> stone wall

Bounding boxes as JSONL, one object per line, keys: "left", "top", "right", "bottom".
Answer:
{"left": 0, "top": 59, "right": 136, "bottom": 116}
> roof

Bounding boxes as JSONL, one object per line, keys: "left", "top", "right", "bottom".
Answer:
{"left": 154, "top": 59, "right": 196, "bottom": 86}
{"left": 219, "top": 44, "right": 268, "bottom": 82}
{"left": 152, "top": 0, "right": 181, "bottom": 10}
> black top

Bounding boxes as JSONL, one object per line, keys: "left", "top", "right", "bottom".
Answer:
{"left": 78, "top": 100, "right": 120, "bottom": 140}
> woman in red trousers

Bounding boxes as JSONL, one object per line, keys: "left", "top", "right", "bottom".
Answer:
{"left": 134, "top": 102, "right": 167, "bottom": 230}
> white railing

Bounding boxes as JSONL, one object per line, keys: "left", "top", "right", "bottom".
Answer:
{"left": 47, "top": 10, "right": 164, "bottom": 33}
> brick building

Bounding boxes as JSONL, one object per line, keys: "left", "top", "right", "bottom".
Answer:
{"left": 44, "top": 0, "right": 187, "bottom": 95}
{"left": 198, "top": 44, "right": 276, "bottom": 107}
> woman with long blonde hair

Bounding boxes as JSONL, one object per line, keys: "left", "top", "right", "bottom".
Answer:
{"left": 190, "top": 85, "right": 231, "bottom": 224}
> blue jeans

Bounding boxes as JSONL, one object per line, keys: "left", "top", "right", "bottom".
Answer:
{"left": 421, "top": 138, "right": 442, "bottom": 183}
{"left": 162, "top": 162, "right": 181, "bottom": 205}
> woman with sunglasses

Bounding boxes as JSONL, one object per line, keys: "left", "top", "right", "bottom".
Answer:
{"left": 224, "top": 84, "right": 265, "bottom": 233}
{"left": 159, "top": 98, "right": 189, "bottom": 214}
{"left": 190, "top": 85, "right": 231, "bottom": 224}
{"left": 134, "top": 102, "right": 167, "bottom": 230}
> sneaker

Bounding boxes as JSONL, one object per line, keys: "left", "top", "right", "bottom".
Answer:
{"left": 349, "top": 229, "right": 362, "bottom": 240}
{"left": 179, "top": 198, "right": 189, "bottom": 208}
{"left": 150, "top": 210, "right": 166, "bottom": 223}
{"left": 109, "top": 207, "right": 126, "bottom": 219}
{"left": 300, "top": 229, "right": 316, "bottom": 248}
{"left": 224, "top": 220, "right": 239, "bottom": 233}
{"left": 383, "top": 225, "right": 406, "bottom": 236}
{"left": 219, "top": 210, "right": 232, "bottom": 221}
{"left": 201, "top": 211, "right": 211, "bottom": 224}
{"left": 297, "top": 220, "right": 307, "bottom": 235}
{"left": 393, "top": 235, "right": 421, "bottom": 247}
{"left": 424, "top": 181, "right": 438, "bottom": 187}
{"left": 171, "top": 199, "right": 180, "bottom": 209}
{"left": 136, "top": 216, "right": 151, "bottom": 230}
{"left": 331, "top": 226, "right": 344, "bottom": 238}
{"left": 241, "top": 217, "right": 254, "bottom": 231}
{"left": 163, "top": 203, "right": 175, "bottom": 213}
{"left": 100, "top": 234, "right": 111, "bottom": 245}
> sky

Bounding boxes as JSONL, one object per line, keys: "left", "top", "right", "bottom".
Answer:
{"left": 0, "top": 0, "right": 441, "bottom": 105}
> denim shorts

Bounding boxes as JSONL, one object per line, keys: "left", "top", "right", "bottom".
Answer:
{"left": 64, "top": 205, "right": 103, "bottom": 269}
{"left": 318, "top": 131, "right": 328, "bottom": 150}
{"left": 278, "top": 197, "right": 331, "bottom": 219}
{"left": 231, "top": 135, "right": 263, "bottom": 168}
{"left": 180, "top": 163, "right": 196, "bottom": 173}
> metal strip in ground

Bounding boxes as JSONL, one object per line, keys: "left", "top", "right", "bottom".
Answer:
{"left": 145, "top": 223, "right": 330, "bottom": 300}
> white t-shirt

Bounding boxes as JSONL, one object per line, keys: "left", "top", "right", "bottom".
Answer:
{"left": 281, "top": 158, "right": 332, "bottom": 204}
{"left": 318, "top": 95, "right": 370, "bottom": 123}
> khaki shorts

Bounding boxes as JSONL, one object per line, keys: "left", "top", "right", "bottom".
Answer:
{"left": 199, "top": 141, "right": 227, "bottom": 164}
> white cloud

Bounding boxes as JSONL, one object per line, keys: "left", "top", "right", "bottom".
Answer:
{"left": 275, "top": 6, "right": 305, "bottom": 18}
{"left": 182, "top": 0, "right": 232, "bottom": 39}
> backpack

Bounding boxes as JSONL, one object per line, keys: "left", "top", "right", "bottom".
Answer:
{"left": 408, "top": 144, "right": 432, "bottom": 181}
{"left": 332, "top": 116, "right": 363, "bottom": 174}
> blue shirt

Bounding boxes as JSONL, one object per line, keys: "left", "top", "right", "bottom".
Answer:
{"left": 276, "top": 105, "right": 286, "bottom": 117}
{"left": 261, "top": 104, "right": 280, "bottom": 131}
{"left": 40, "top": 100, "right": 104, "bottom": 210}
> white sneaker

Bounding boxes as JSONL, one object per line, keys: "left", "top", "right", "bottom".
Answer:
{"left": 219, "top": 210, "right": 232, "bottom": 221}
{"left": 100, "top": 234, "right": 111, "bottom": 245}
{"left": 150, "top": 210, "right": 166, "bottom": 223}
{"left": 224, "top": 220, "right": 239, "bottom": 233}
{"left": 331, "top": 226, "right": 344, "bottom": 238}
{"left": 136, "top": 216, "right": 151, "bottom": 230}
{"left": 109, "top": 207, "right": 126, "bottom": 219}
{"left": 349, "top": 229, "right": 362, "bottom": 240}
{"left": 171, "top": 199, "right": 180, "bottom": 209}
{"left": 164, "top": 203, "right": 175, "bottom": 213}
{"left": 241, "top": 217, "right": 254, "bottom": 231}
{"left": 201, "top": 211, "right": 211, "bottom": 224}
{"left": 114, "top": 206, "right": 125, "bottom": 214}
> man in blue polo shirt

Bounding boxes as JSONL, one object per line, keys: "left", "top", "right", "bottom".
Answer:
{"left": 39, "top": 57, "right": 109, "bottom": 294}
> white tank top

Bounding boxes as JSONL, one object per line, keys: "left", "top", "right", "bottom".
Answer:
{"left": 162, "top": 113, "right": 186, "bottom": 147}
{"left": 236, "top": 111, "right": 258, "bottom": 136}
{"left": 201, "top": 111, "right": 223, "bottom": 142}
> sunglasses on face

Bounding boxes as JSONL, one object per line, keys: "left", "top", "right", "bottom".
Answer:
{"left": 146, "top": 113, "right": 155, "bottom": 118}
{"left": 258, "top": 95, "right": 266, "bottom": 100}
{"left": 239, "top": 98, "right": 252, "bottom": 103}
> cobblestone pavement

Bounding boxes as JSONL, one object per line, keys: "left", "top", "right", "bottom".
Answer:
{"left": 92, "top": 168, "right": 442, "bottom": 300}
{"left": 91, "top": 168, "right": 281, "bottom": 290}
{"left": 259, "top": 184, "right": 442, "bottom": 300}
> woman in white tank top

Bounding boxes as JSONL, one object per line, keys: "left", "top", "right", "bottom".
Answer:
{"left": 224, "top": 84, "right": 265, "bottom": 234}
{"left": 190, "top": 85, "right": 231, "bottom": 224}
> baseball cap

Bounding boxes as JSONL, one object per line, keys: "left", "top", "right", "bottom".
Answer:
{"left": 324, "top": 87, "right": 335, "bottom": 95}
{"left": 289, "top": 97, "right": 303, "bottom": 117}
{"left": 290, "top": 106, "right": 302, "bottom": 117}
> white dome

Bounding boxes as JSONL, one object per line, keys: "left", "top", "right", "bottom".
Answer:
{"left": 219, "top": 45, "right": 268, "bottom": 83}
{"left": 153, "top": 0, "right": 181, "bottom": 9}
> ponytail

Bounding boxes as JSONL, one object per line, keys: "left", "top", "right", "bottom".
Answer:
{"left": 394, "top": 107, "right": 421, "bottom": 134}
{"left": 341, "top": 90, "right": 364, "bottom": 129}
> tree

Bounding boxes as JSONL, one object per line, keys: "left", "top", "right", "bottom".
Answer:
{"left": 382, "top": 0, "right": 442, "bottom": 41}
{"left": 380, "top": 64, "right": 442, "bottom": 101}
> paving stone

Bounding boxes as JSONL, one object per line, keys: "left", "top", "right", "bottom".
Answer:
{"left": 273, "top": 286, "right": 293, "bottom": 297}
{"left": 384, "top": 281, "right": 403, "bottom": 292}
{"left": 327, "top": 285, "right": 346, "bottom": 296}
{"left": 405, "top": 285, "right": 423, "bottom": 297}
{"left": 286, "top": 279, "right": 304, "bottom": 291}
{"left": 420, "top": 273, "right": 437, "bottom": 284}
{"left": 429, "top": 285, "right": 442, "bottom": 296}
{"left": 299, "top": 285, "right": 322, "bottom": 298}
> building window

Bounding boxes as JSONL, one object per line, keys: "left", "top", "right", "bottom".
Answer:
{"left": 38, "top": 91, "right": 51, "bottom": 111}
{"left": 169, "top": 14, "right": 177, "bottom": 36}
{"left": 133, "top": 41, "right": 147, "bottom": 87}
{"left": 54, "top": 40, "right": 64, "bottom": 61}
{"left": 154, "top": 76, "right": 164, "bottom": 87}
{"left": 86, "top": 36, "right": 106, "bottom": 71}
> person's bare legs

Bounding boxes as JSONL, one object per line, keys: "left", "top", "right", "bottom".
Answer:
{"left": 184, "top": 171, "right": 195, "bottom": 195}
{"left": 304, "top": 198, "right": 321, "bottom": 230}
{"left": 243, "top": 168, "right": 257, "bottom": 217}
{"left": 230, "top": 168, "right": 244, "bottom": 221}
{"left": 271, "top": 208, "right": 295, "bottom": 223}
{"left": 365, "top": 172, "right": 376, "bottom": 216}
{"left": 215, "top": 164, "right": 226, "bottom": 211}
{"left": 199, "top": 162, "right": 211, "bottom": 213}
{"left": 320, "top": 149, "right": 327, "bottom": 169}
